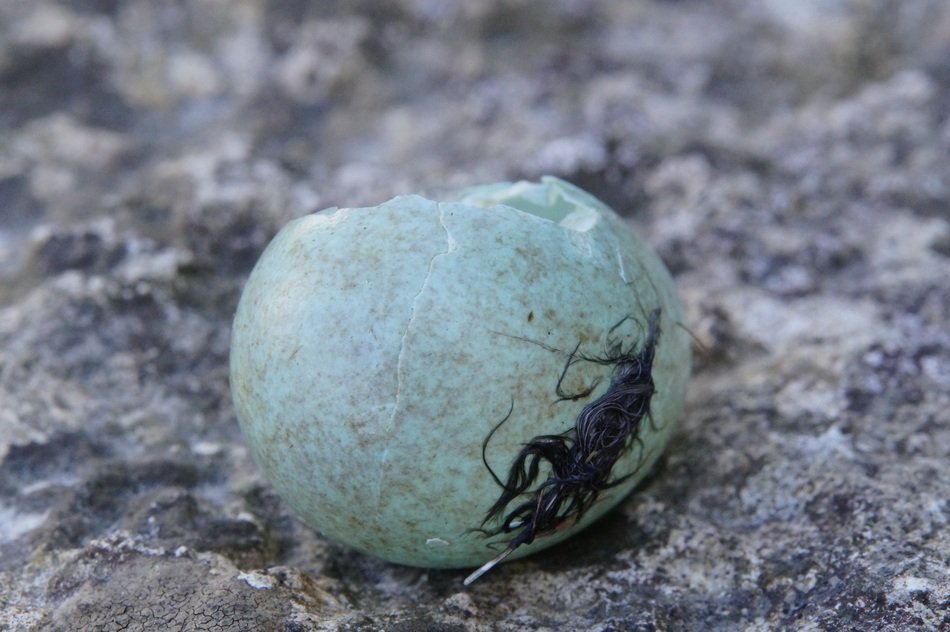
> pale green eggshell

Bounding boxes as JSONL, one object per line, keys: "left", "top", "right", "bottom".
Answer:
{"left": 230, "top": 176, "right": 690, "bottom": 569}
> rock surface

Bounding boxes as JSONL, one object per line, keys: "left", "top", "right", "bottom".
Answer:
{"left": 1, "top": 1, "right": 947, "bottom": 630}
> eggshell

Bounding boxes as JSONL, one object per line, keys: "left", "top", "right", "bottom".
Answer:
{"left": 230, "top": 177, "right": 690, "bottom": 568}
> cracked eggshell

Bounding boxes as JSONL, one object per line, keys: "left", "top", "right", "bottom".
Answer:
{"left": 230, "top": 177, "right": 690, "bottom": 569}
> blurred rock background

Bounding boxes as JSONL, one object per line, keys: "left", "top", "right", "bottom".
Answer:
{"left": 0, "top": 1, "right": 947, "bottom": 630}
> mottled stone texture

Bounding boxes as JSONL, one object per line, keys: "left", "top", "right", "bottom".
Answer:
{"left": 0, "top": 1, "right": 947, "bottom": 630}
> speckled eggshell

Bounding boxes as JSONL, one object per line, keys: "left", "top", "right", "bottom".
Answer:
{"left": 230, "top": 177, "right": 690, "bottom": 569}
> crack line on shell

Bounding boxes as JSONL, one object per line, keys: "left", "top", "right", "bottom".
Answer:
{"left": 614, "top": 245, "right": 628, "bottom": 283}
{"left": 375, "top": 203, "right": 455, "bottom": 514}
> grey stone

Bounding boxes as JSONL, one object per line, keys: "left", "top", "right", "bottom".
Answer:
{"left": 1, "top": 1, "right": 947, "bottom": 630}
